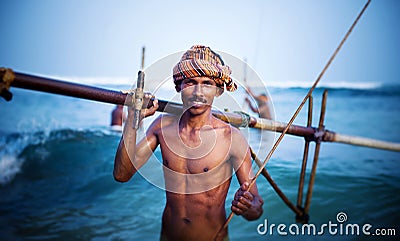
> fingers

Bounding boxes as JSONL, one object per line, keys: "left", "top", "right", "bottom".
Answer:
{"left": 143, "top": 99, "right": 158, "bottom": 117}
{"left": 233, "top": 195, "right": 252, "bottom": 208}
{"left": 231, "top": 182, "right": 254, "bottom": 215}
{"left": 231, "top": 196, "right": 252, "bottom": 215}
{"left": 126, "top": 92, "right": 158, "bottom": 118}
{"left": 142, "top": 93, "right": 158, "bottom": 118}
{"left": 151, "top": 98, "right": 159, "bottom": 110}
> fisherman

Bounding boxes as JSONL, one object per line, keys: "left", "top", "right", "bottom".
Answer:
{"left": 114, "top": 45, "right": 264, "bottom": 241}
{"left": 244, "top": 87, "right": 272, "bottom": 119}
{"left": 110, "top": 105, "right": 126, "bottom": 132}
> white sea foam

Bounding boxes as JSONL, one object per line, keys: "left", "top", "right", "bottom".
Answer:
{"left": 0, "top": 129, "right": 51, "bottom": 185}
{"left": 0, "top": 155, "right": 24, "bottom": 185}
{"left": 0, "top": 134, "right": 28, "bottom": 185}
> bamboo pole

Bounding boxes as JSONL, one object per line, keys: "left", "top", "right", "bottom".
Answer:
{"left": 141, "top": 46, "right": 145, "bottom": 70}
{"left": 9, "top": 71, "right": 127, "bottom": 105}
{"left": 251, "top": 148, "right": 302, "bottom": 216}
{"left": 2, "top": 69, "right": 399, "bottom": 152}
{"left": 324, "top": 132, "right": 400, "bottom": 152}
{"left": 304, "top": 90, "right": 328, "bottom": 215}
{"left": 297, "top": 96, "right": 313, "bottom": 210}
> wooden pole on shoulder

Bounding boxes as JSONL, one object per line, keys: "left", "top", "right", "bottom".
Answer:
{"left": 2, "top": 69, "right": 399, "bottom": 152}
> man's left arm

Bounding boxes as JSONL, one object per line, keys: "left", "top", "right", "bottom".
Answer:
{"left": 231, "top": 181, "right": 264, "bottom": 220}
{"left": 230, "top": 129, "right": 264, "bottom": 221}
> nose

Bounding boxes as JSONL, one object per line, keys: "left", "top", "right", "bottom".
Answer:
{"left": 193, "top": 83, "right": 204, "bottom": 97}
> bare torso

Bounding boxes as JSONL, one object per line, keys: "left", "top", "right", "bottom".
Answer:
{"left": 113, "top": 77, "right": 264, "bottom": 241}
{"left": 153, "top": 114, "right": 239, "bottom": 240}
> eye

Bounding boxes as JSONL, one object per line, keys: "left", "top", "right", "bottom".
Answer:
{"left": 203, "top": 80, "right": 215, "bottom": 86}
{"left": 182, "top": 79, "right": 195, "bottom": 86}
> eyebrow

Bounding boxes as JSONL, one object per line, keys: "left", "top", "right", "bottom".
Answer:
{"left": 184, "top": 78, "right": 215, "bottom": 84}
{"left": 202, "top": 79, "right": 216, "bottom": 85}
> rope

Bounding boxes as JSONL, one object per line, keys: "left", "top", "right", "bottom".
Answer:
{"left": 0, "top": 68, "right": 15, "bottom": 101}
{"left": 213, "top": 1, "right": 371, "bottom": 240}
{"left": 233, "top": 111, "right": 251, "bottom": 128}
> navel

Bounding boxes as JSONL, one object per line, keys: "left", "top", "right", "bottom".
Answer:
{"left": 183, "top": 217, "right": 191, "bottom": 224}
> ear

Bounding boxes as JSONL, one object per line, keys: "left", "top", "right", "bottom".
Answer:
{"left": 215, "top": 86, "right": 224, "bottom": 97}
{"left": 174, "top": 80, "right": 182, "bottom": 92}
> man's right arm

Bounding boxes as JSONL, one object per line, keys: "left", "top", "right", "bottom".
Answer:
{"left": 246, "top": 86, "right": 257, "bottom": 99}
{"left": 113, "top": 97, "right": 159, "bottom": 182}
{"left": 245, "top": 98, "right": 259, "bottom": 114}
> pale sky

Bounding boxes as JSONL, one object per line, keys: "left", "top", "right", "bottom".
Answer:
{"left": 1, "top": 0, "right": 399, "bottom": 87}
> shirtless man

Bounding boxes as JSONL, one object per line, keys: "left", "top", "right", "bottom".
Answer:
{"left": 114, "top": 45, "right": 263, "bottom": 241}
{"left": 245, "top": 87, "right": 272, "bottom": 119}
{"left": 110, "top": 105, "right": 126, "bottom": 132}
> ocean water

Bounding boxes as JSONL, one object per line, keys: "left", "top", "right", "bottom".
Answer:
{"left": 0, "top": 83, "right": 399, "bottom": 240}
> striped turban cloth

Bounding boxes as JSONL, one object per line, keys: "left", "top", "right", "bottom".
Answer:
{"left": 173, "top": 45, "right": 237, "bottom": 92}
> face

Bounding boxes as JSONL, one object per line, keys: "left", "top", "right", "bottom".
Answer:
{"left": 180, "top": 76, "right": 222, "bottom": 115}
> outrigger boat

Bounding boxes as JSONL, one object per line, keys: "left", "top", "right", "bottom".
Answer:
{"left": 1, "top": 0, "right": 397, "bottom": 240}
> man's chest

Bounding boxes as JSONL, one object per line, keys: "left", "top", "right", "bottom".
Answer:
{"left": 157, "top": 128, "right": 231, "bottom": 174}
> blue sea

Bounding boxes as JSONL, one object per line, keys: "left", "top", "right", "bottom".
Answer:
{"left": 1, "top": 82, "right": 399, "bottom": 240}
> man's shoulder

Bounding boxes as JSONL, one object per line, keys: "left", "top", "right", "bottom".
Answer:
{"left": 212, "top": 116, "right": 232, "bottom": 131}
{"left": 149, "top": 114, "right": 178, "bottom": 130}
{"left": 212, "top": 117, "right": 246, "bottom": 140}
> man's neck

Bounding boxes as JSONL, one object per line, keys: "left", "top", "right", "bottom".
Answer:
{"left": 179, "top": 109, "right": 213, "bottom": 130}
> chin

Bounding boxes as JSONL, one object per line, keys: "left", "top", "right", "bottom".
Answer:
{"left": 186, "top": 105, "right": 210, "bottom": 115}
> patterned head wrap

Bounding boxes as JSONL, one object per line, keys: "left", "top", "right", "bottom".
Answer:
{"left": 173, "top": 45, "right": 237, "bottom": 92}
